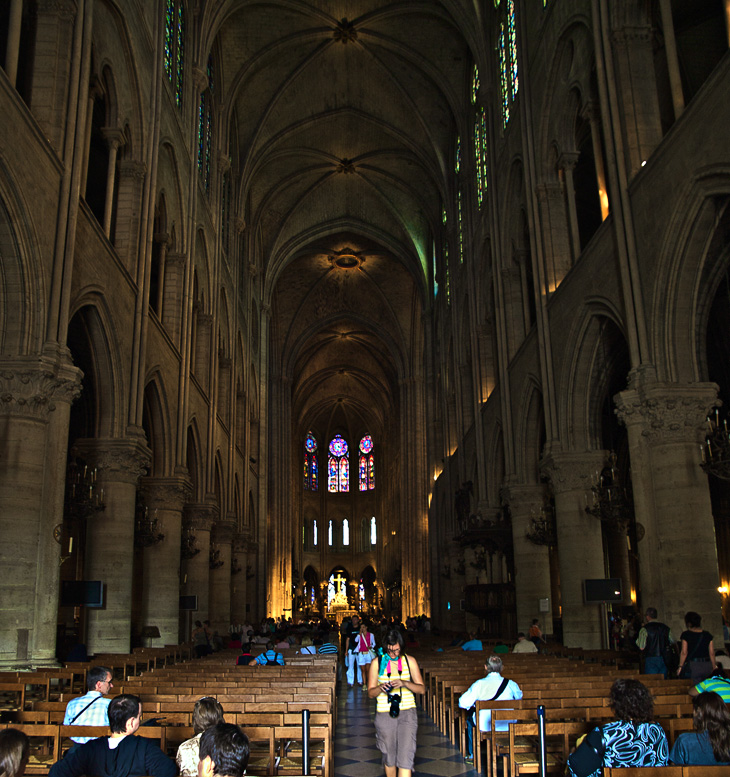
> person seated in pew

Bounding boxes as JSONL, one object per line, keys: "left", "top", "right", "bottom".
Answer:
{"left": 254, "top": 641, "right": 285, "bottom": 666}
{"left": 49, "top": 694, "right": 176, "bottom": 777}
{"left": 460, "top": 632, "right": 483, "bottom": 651}
{"left": 512, "top": 633, "right": 538, "bottom": 654}
{"left": 197, "top": 723, "right": 249, "bottom": 777}
{"left": 316, "top": 635, "right": 339, "bottom": 655}
{"left": 177, "top": 697, "right": 226, "bottom": 777}
{"left": 63, "top": 665, "right": 114, "bottom": 746}
{"left": 236, "top": 642, "right": 256, "bottom": 666}
{"left": 566, "top": 678, "right": 668, "bottom": 777}
{"left": 457, "top": 655, "right": 523, "bottom": 764}
{"left": 689, "top": 666, "right": 730, "bottom": 701}
{"left": 0, "top": 728, "right": 29, "bottom": 777}
{"left": 670, "top": 691, "right": 730, "bottom": 766}
{"left": 299, "top": 635, "right": 317, "bottom": 655}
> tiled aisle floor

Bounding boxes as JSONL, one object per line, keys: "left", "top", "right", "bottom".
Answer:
{"left": 334, "top": 686, "right": 479, "bottom": 777}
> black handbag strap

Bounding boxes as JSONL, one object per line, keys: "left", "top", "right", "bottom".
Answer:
{"left": 468, "top": 677, "right": 510, "bottom": 717}
{"left": 69, "top": 695, "right": 101, "bottom": 724}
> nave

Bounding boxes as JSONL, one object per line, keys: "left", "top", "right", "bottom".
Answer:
{"left": 333, "top": 686, "right": 476, "bottom": 777}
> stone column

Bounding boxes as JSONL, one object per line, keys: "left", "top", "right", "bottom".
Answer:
{"left": 138, "top": 476, "right": 190, "bottom": 645}
{"left": 101, "top": 128, "right": 125, "bottom": 237}
{"left": 658, "top": 0, "right": 685, "bottom": 120}
{"left": 194, "top": 314, "right": 213, "bottom": 392}
{"left": 615, "top": 380, "right": 722, "bottom": 642}
{"left": 559, "top": 152, "right": 581, "bottom": 262}
{"left": 4, "top": 0, "right": 23, "bottom": 89}
{"left": 75, "top": 437, "right": 150, "bottom": 654}
{"left": 163, "top": 252, "right": 186, "bottom": 345}
{"left": 503, "top": 483, "right": 554, "bottom": 634}
{"left": 541, "top": 450, "right": 608, "bottom": 648}
{"left": 230, "top": 533, "right": 249, "bottom": 627}
{"left": 181, "top": 505, "right": 215, "bottom": 622}
{"left": 0, "top": 353, "right": 82, "bottom": 667}
{"left": 209, "top": 521, "right": 234, "bottom": 634}
{"left": 536, "top": 181, "right": 572, "bottom": 291}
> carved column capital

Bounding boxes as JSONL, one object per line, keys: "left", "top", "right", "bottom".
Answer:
{"left": 615, "top": 381, "right": 719, "bottom": 444}
{"left": 540, "top": 450, "right": 608, "bottom": 495}
{"left": 118, "top": 159, "right": 147, "bottom": 179}
{"left": 140, "top": 476, "right": 192, "bottom": 511}
{"left": 183, "top": 503, "right": 217, "bottom": 532}
{"left": 212, "top": 521, "right": 235, "bottom": 545}
{"left": 501, "top": 483, "right": 544, "bottom": 513}
{"left": 0, "top": 353, "right": 82, "bottom": 419}
{"left": 558, "top": 151, "right": 580, "bottom": 172}
{"left": 73, "top": 437, "right": 151, "bottom": 484}
{"left": 101, "top": 127, "right": 125, "bottom": 151}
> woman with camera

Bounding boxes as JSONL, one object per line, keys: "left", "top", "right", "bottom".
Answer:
{"left": 367, "top": 629, "right": 425, "bottom": 777}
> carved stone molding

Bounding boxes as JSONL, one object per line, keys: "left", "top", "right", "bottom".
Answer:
{"left": 540, "top": 450, "right": 607, "bottom": 495}
{"left": 118, "top": 159, "right": 147, "bottom": 179}
{"left": 0, "top": 354, "right": 82, "bottom": 419}
{"left": 140, "top": 476, "right": 192, "bottom": 511}
{"left": 501, "top": 483, "right": 543, "bottom": 514}
{"left": 73, "top": 437, "right": 151, "bottom": 484}
{"left": 611, "top": 27, "right": 653, "bottom": 47}
{"left": 166, "top": 252, "right": 186, "bottom": 268}
{"left": 212, "top": 521, "right": 235, "bottom": 545}
{"left": 184, "top": 503, "right": 218, "bottom": 532}
{"left": 37, "top": 0, "right": 76, "bottom": 21}
{"left": 615, "top": 381, "right": 719, "bottom": 443}
{"left": 101, "top": 127, "right": 125, "bottom": 151}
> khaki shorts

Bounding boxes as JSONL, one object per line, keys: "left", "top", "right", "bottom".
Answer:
{"left": 374, "top": 707, "right": 418, "bottom": 769}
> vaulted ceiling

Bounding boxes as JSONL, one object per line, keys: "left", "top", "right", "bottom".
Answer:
{"left": 208, "top": 1, "right": 475, "bottom": 438}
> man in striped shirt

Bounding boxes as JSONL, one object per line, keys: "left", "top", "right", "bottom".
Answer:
{"left": 690, "top": 673, "right": 730, "bottom": 701}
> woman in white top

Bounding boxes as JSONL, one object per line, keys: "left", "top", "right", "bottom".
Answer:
{"left": 176, "top": 697, "right": 225, "bottom": 777}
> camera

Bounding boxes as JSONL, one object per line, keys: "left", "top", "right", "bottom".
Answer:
{"left": 387, "top": 692, "right": 401, "bottom": 718}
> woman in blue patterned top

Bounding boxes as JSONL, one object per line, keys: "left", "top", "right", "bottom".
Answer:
{"left": 568, "top": 678, "right": 668, "bottom": 777}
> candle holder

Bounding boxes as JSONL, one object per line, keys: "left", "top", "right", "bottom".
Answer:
{"left": 584, "top": 451, "right": 632, "bottom": 533}
{"left": 701, "top": 409, "right": 730, "bottom": 480}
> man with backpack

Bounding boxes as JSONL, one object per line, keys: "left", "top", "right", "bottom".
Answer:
{"left": 254, "top": 641, "right": 285, "bottom": 666}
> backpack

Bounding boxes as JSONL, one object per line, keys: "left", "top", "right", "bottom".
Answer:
{"left": 265, "top": 652, "right": 282, "bottom": 666}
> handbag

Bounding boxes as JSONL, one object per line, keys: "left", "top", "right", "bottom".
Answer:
{"left": 567, "top": 727, "right": 604, "bottom": 777}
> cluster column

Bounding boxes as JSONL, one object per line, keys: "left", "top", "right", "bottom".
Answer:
{"left": 181, "top": 505, "right": 216, "bottom": 623}
{"left": 503, "top": 483, "right": 554, "bottom": 634}
{"left": 75, "top": 436, "right": 150, "bottom": 654}
{"left": 541, "top": 450, "right": 607, "bottom": 648}
{"left": 615, "top": 379, "right": 722, "bottom": 640}
{"left": 139, "top": 476, "right": 190, "bottom": 644}
{"left": 209, "top": 521, "right": 234, "bottom": 634}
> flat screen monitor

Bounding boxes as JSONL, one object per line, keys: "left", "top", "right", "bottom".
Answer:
{"left": 61, "top": 580, "right": 104, "bottom": 608}
{"left": 583, "top": 578, "right": 623, "bottom": 603}
{"left": 179, "top": 595, "right": 198, "bottom": 611}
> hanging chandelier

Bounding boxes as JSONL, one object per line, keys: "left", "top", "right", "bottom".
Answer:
{"left": 701, "top": 409, "right": 730, "bottom": 480}
{"left": 584, "top": 451, "right": 632, "bottom": 533}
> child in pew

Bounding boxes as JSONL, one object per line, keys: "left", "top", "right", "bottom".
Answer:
{"left": 197, "top": 724, "right": 249, "bottom": 777}
{"left": 0, "top": 728, "right": 29, "bottom": 777}
{"left": 670, "top": 691, "right": 730, "bottom": 766}
{"left": 177, "top": 697, "right": 226, "bottom": 777}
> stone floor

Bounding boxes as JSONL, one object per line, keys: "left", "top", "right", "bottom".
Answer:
{"left": 334, "top": 685, "right": 479, "bottom": 777}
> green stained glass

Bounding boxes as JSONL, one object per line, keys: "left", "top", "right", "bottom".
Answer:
{"left": 471, "top": 64, "right": 480, "bottom": 105}
{"left": 508, "top": 0, "right": 518, "bottom": 98}
{"left": 455, "top": 136, "right": 461, "bottom": 174}
{"left": 443, "top": 238, "right": 450, "bottom": 304}
{"left": 457, "top": 189, "right": 464, "bottom": 263}
{"left": 442, "top": 205, "right": 447, "bottom": 225}
{"left": 164, "top": 2, "right": 173, "bottom": 80}
{"left": 176, "top": 3, "right": 184, "bottom": 107}
{"left": 499, "top": 23, "right": 510, "bottom": 125}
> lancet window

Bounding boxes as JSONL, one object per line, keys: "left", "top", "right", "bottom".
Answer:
{"left": 328, "top": 435, "right": 349, "bottom": 492}
{"left": 358, "top": 435, "right": 375, "bottom": 491}
{"left": 164, "top": 0, "right": 185, "bottom": 109}
{"left": 304, "top": 432, "right": 318, "bottom": 491}
{"left": 472, "top": 64, "right": 488, "bottom": 207}
{"left": 198, "top": 56, "right": 214, "bottom": 192}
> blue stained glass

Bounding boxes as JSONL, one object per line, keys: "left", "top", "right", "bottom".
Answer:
{"left": 176, "top": 4, "right": 184, "bottom": 107}
{"left": 340, "top": 457, "right": 349, "bottom": 492}
{"left": 164, "top": 3, "right": 173, "bottom": 79}
{"left": 499, "top": 23, "right": 510, "bottom": 125}
{"left": 305, "top": 433, "right": 317, "bottom": 452}
{"left": 328, "top": 456, "right": 338, "bottom": 492}
{"left": 311, "top": 456, "right": 318, "bottom": 490}
{"left": 329, "top": 435, "right": 348, "bottom": 457}
{"left": 359, "top": 456, "right": 368, "bottom": 491}
{"left": 368, "top": 454, "right": 374, "bottom": 489}
{"left": 359, "top": 435, "right": 373, "bottom": 454}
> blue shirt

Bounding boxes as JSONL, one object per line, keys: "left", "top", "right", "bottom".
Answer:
{"left": 462, "top": 639, "right": 483, "bottom": 651}
{"left": 255, "top": 649, "right": 285, "bottom": 666}
{"left": 63, "top": 692, "right": 111, "bottom": 743}
{"left": 317, "top": 643, "right": 338, "bottom": 654}
{"left": 671, "top": 730, "right": 730, "bottom": 765}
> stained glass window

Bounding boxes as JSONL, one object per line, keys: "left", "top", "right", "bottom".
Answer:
{"left": 471, "top": 63, "right": 480, "bottom": 106}
{"left": 433, "top": 239, "right": 439, "bottom": 298}
{"left": 457, "top": 188, "right": 464, "bottom": 263}
{"left": 455, "top": 136, "right": 461, "bottom": 175}
{"left": 472, "top": 64, "right": 488, "bottom": 208}
{"left": 198, "top": 56, "right": 214, "bottom": 193}
{"left": 499, "top": 23, "right": 510, "bottom": 126}
{"left": 343, "top": 518, "right": 350, "bottom": 545}
{"left": 164, "top": 0, "right": 185, "bottom": 110}
{"left": 313, "top": 519, "right": 318, "bottom": 546}
{"left": 371, "top": 516, "right": 377, "bottom": 544}
{"left": 497, "top": 0, "right": 519, "bottom": 127}
{"left": 508, "top": 0, "right": 519, "bottom": 99}
{"left": 304, "top": 432, "right": 318, "bottom": 491}
{"left": 442, "top": 206, "right": 451, "bottom": 305}
{"left": 358, "top": 436, "right": 375, "bottom": 491}
{"left": 328, "top": 435, "right": 349, "bottom": 492}
{"left": 328, "top": 519, "right": 333, "bottom": 546}
{"left": 359, "top": 580, "right": 365, "bottom": 600}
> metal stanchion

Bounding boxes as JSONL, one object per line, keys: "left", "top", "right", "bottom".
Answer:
{"left": 537, "top": 704, "right": 547, "bottom": 777}
{"left": 302, "top": 708, "right": 311, "bottom": 775}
